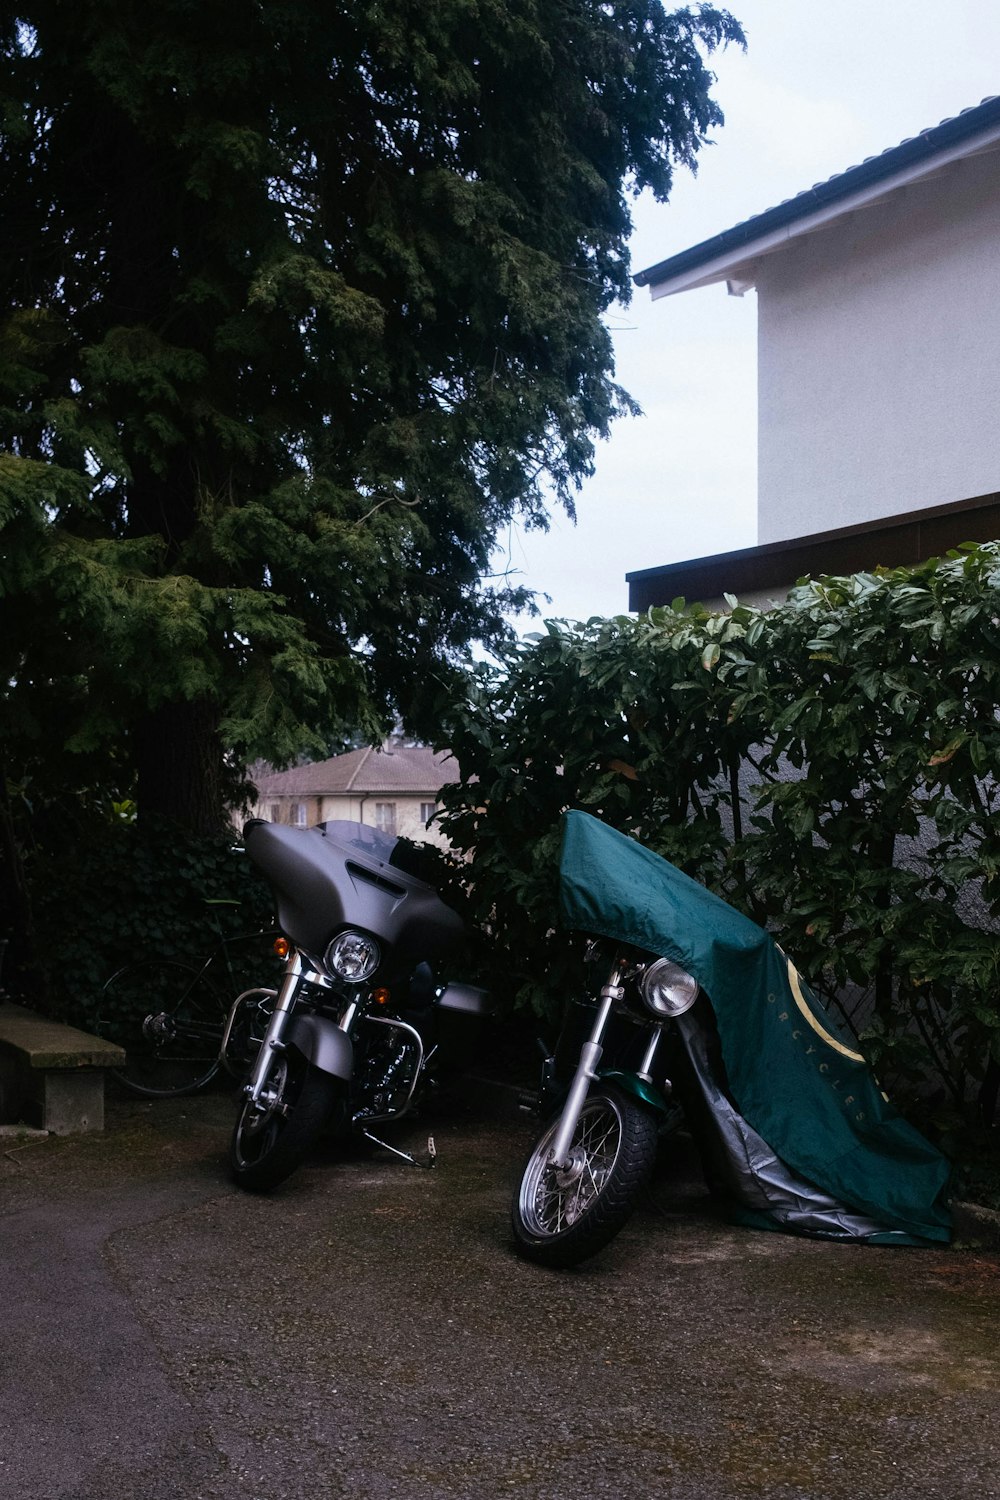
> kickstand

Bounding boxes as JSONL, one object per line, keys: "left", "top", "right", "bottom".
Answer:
{"left": 360, "top": 1128, "right": 437, "bottom": 1169}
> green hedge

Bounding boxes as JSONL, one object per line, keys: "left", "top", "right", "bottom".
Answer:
{"left": 435, "top": 544, "right": 1000, "bottom": 1125}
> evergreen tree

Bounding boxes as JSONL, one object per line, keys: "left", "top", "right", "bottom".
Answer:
{"left": 1, "top": 2, "right": 743, "bottom": 835}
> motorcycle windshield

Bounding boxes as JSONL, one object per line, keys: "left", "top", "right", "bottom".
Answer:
{"left": 557, "top": 809, "right": 951, "bottom": 1246}
{"left": 314, "top": 821, "right": 438, "bottom": 884}
{"left": 316, "top": 820, "right": 403, "bottom": 867}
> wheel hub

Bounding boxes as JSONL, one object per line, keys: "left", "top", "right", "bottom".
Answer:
{"left": 243, "top": 1062, "right": 291, "bottom": 1133}
{"left": 551, "top": 1148, "right": 588, "bottom": 1191}
{"left": 142, "top": 1012, "right": 173, "bottom": 1043}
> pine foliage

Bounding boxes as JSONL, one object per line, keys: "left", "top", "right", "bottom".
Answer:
{"left": 0, "top": 2, "right": 743, "bottom": 832}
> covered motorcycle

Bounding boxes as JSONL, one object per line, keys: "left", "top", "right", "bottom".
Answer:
{"left": 512, "top": 811, "right": 951, "bottom": 1267}
{"left": 227, "top": 818, "right": 490, "bottom": 1191}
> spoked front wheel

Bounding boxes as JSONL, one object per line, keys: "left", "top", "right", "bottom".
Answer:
{"left": 512, "top": 1083, "right": 659, "bottom": 1268}
{"left": 95, "top": 959, "right": 225, "bottom": 1098}
{"left": 230, "top": 1052, "right": 339, "bottom": 1192}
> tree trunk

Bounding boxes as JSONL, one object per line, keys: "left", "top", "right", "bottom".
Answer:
{"left": 135, "top": 699, "right": 228, "bottom": 836}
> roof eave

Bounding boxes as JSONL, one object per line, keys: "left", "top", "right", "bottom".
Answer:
{"left": 637, "top": 112, "right": 1000, "bottom": 299}
{"left": 626, "top": 491, "right": 1000, "bottom": 610}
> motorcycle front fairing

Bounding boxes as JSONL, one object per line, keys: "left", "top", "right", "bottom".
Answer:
{"left": 557, "top": 810, "right": 952, "bottom": 1245}
{"left": 242, "top": 819, "right": 465, "bottom": 970}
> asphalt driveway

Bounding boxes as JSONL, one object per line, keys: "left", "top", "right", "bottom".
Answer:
{"left": 2, "top": 1078, "right": 999, "bottom": 1500}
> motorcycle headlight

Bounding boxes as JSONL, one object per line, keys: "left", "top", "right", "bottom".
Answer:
{"left": 325, "top": 930, "right": 381, "bottom": 984}
{"left": 640, "top": 959, "right": 699, "bottom": 1017}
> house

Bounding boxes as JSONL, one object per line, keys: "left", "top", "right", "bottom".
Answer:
{"left": 627, "top": 96, "right": 1000, "bottom": 610}
{"left": 249, "top": 740, "right": 461, "bottom": 849}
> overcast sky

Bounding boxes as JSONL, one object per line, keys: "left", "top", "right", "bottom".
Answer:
{"left": 495, "top": 0, "right": 1000, "bottom": 629}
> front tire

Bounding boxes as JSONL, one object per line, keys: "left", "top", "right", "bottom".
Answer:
{"left": 230, "top": 1051, "right": 339, "bottom": 1192}
{"left": 512, "top": 1083, "right": 659, "bottom": 1268}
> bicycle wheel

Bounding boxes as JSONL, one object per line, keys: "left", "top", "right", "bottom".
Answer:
{"left": 96, "top": 958, "right": 225, "bottom": 1097}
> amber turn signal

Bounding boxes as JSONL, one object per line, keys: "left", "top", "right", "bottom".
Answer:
{"left": 273, "top": 936, "right": 290, "bottom": 959}
{"left": 373, "top": 988, "right": 391, "bottom": 1006}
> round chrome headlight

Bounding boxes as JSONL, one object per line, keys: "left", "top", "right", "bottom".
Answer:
{"left": 325, "top": 930, "right": 380, "bottom": 984}
{"left": 640, "top": 959, "right": 699, "bottom": 1017}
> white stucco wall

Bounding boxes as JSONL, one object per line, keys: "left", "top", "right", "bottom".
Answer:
{"left": 755, "top": 145, "right": 1000, "bottom": 544}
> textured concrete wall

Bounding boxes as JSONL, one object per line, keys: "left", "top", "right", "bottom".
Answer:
{"left": 756, "top": 146, "right": 1000, "bottom": 543}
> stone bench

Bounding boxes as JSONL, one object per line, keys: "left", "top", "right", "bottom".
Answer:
{"left": 0, "top": 1004, "right": 125, "bottom": 1134}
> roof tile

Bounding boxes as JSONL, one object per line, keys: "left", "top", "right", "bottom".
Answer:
{"left": 636, "top": 95, "right": 1000, "bottom": 290}
{"left": 252, "top": 744, "right": 460, "bottom": 797}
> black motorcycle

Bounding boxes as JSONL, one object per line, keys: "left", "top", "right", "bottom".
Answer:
{"left": 224, "top": 818, "right": 490, "bottom": 1191}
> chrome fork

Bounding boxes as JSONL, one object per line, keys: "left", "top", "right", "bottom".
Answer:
{"left": 546, "top": 966, "right": 623, "bottom": 1170}
{"left": 243, "top": 949, "right": 305, "bottom": 1106}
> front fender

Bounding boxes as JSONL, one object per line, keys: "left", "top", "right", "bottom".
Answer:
{"left": 597, "top": 1068, "right": 670, "bottom": 1114}
{"left": 284, "top": 1012, "right": 353, "bottom": 1081}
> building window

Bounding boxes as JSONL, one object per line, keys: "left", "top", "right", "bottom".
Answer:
{"left": 292, "top": 802, "right": 307, "bottom": 827}
{"left": 420, "top": 801, "right": 437, "bottom": 826}
{"left": 374, "top": 802, "right": 397, "bottom": 835}
{"left": 269, "top": 803, "right": 281, "bottom": 823}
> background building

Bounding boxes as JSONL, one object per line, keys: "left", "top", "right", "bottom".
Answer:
{"left": 249, "top": 740, "right": 460, "bottom": 848}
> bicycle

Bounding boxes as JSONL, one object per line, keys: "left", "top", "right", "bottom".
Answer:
{"left": 95, "top": 905, "right": 282, "bottom": 1099}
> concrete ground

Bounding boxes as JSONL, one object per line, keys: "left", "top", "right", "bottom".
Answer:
{"left": 2, "top": 1076, "right": 999, "bottom": 1500}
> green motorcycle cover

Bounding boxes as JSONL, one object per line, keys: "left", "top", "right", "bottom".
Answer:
{"left": 558, "top": 810, "right": 951, "bottom": 1244}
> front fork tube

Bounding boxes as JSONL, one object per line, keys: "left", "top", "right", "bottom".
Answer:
{"left": 244, "top": 950, "right": 305, "bottom": 1105}
{"left": 547, "top": 969, "right": 623, "bottom": 1170}
{"left": 637, "top": 1025, "right": 665, "bottom": 1083}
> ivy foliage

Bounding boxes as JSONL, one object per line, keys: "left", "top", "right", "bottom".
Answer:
{"left": 24, "top": 815, "right": 276, "bottom": 1032}
{"left": 434, "top": 544, "right": 1000, "bottom": 1122}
